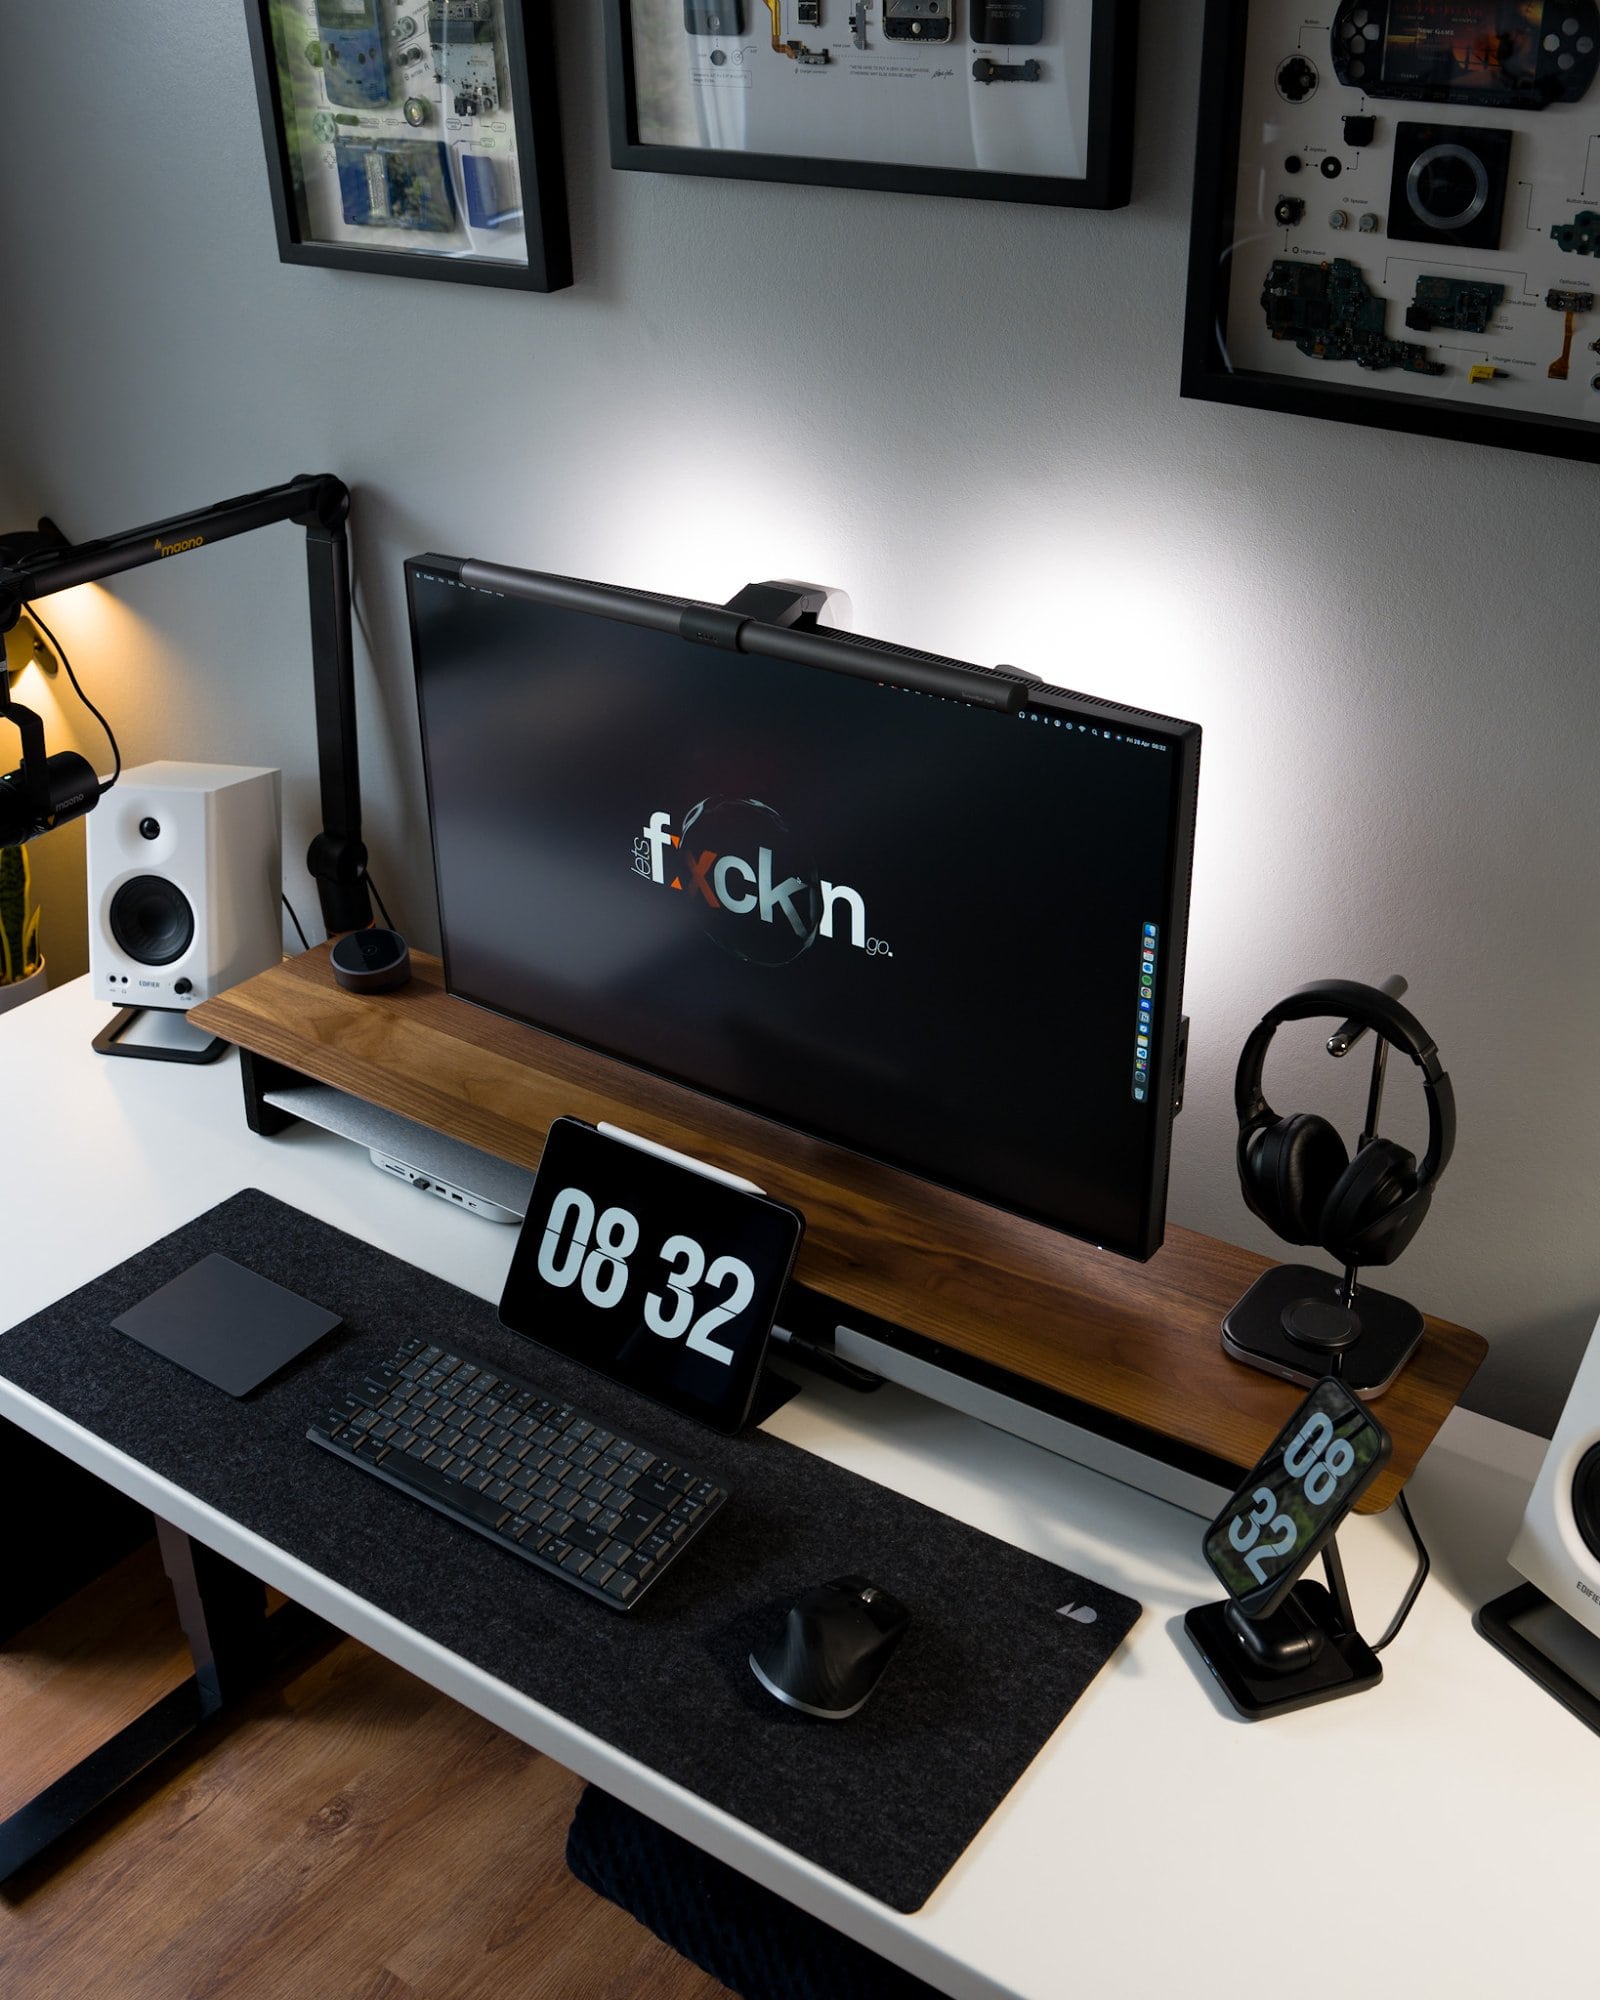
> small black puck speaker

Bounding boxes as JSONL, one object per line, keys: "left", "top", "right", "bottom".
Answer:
{"left": 330, "top": 927, "right": 411, "bottom": 993}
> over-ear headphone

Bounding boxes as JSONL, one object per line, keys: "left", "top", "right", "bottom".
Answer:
{"left": 1235, "top": 979, "right": 1456, "bottom": 1269}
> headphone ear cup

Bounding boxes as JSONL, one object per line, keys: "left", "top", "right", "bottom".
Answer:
{"left": 1320, "top": 1138, "right": 1425, "bottom": 1266}
{"left": 1241, "top": 1112, "right": 1350, "bottom": 1245}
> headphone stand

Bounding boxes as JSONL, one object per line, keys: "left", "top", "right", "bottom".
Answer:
{"left": 1221, "top": 1263, "right": 1424, "bottom": 1396}
{"left": 1227, "top": 978, "right": 1439, "bottom": 1397}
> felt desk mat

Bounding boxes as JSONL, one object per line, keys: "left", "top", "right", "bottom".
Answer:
{"left": 0, "top": 1190, "right": 1139, "bottom": 1913}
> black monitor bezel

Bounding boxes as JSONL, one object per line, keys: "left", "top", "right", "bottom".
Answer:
{"left": 405, "top": 554, "right": 1201, "bottom": 1261}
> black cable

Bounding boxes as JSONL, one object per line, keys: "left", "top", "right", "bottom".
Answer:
{"left": 281, "top": 893, "right": 310, "bottom": 953}
{"left": 25, "top": 603, "right": 121, "bottom": 791}
{"left": 366, "top": 873, "right": 394, "bottom": 930}
{"left": 1370, "top": 1489, "right": 1431, "bottom": 1654}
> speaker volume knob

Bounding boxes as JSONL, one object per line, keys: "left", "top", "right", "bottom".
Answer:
{"left": 174, "top": 977, "right": 193, "bottom": 996}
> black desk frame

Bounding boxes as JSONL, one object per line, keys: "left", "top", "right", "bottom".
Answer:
{"left": 0, "top": 1515, "right": 330, "bottom": 1882}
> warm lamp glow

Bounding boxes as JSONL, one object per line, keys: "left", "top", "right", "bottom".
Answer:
{"left": 3, "top": 611, "right": 59, "bottom": 684}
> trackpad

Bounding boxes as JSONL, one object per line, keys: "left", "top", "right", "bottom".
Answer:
{"left": 112, "top": 1252, "right": 342, "bottom": 1396}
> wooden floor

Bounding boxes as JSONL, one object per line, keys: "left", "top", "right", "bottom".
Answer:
{"left": 0, "top": 1544, "right": 732, "bottom": 2000}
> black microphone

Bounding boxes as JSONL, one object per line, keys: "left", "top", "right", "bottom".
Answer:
{"left": 0, "top": 749, "right": 101, "bottom": 846}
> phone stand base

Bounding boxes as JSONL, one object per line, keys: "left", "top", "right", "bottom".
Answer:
{"left": 1185, "top": 1582, "right": 1383, "bottom": 1719}
{"left": 1222, "top": 1264, "right": 1424, "bottom": 1396}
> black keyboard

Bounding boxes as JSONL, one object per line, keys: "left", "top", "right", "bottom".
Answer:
{"left": 307, "top": 1336, "right": 729, "bottom": 1611}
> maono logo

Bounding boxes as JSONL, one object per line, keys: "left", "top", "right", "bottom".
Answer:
{"left": 633, "top": 799, "right": 889, "bottom": 968}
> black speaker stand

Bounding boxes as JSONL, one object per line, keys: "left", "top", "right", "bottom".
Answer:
{"left": 92, "top": 1005, "right": 228, "bottom": 1064}
{"left": 1475, "top": 1581, "right": 1600, "bottom": 1737}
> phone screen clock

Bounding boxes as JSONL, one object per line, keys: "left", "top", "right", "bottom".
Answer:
{"left": 1204, "top": 1376, "right": 1392, "bottom": 1622}
{"left": 499, "top": 1118, "right": 803, "bottom": 1434}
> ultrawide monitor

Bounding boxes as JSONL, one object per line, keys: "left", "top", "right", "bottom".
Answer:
{"left": 407, "top": 558, "right": 1200, "bottom": 1261}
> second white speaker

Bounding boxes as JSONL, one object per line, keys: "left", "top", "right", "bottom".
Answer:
{"left": 1509, "top": 1315, "right": 1600, "bottom": 1642}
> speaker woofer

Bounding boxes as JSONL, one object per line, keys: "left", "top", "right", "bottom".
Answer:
{"left": 1573, "top": 1442, "right": 1600, "bottom": 1567}
{"left": 109, "top": 874, "right": 195, "bottom": 966}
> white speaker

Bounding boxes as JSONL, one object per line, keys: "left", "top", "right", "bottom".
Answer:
{"left": 87, "top": 761, "right": 282, "bottom": 1011}
{"left": 1508, "top": 1317, "right": 1600, "bottom": 1640}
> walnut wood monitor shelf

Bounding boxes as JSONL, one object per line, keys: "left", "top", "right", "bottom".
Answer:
{"left": 192, "top": 949, "right": 1486, "bottom": 1512}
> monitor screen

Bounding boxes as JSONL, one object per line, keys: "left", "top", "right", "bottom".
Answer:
{"left": 406, "top": 557, "right": 1200, "bottom": 1260}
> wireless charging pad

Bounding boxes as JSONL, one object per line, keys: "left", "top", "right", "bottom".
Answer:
{"left": 1222, "top": 1263, "right": 1424, "bottom": 1396}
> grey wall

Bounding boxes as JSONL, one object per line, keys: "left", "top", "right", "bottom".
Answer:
{"left": 1, "top": 2, "right": 1594, "bottom": 1435}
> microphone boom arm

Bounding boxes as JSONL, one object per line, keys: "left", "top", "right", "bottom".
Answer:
{"left": 0, "top": 473, "right": 371, "bottom": 933}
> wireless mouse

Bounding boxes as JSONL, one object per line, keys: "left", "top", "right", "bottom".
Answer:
{"left": 748, "top": 1575, "right": 911, "bottom": 1720}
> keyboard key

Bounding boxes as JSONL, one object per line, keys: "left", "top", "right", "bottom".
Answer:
{"left": 620, "top": 1505, "right": 665, "bottom": 1543}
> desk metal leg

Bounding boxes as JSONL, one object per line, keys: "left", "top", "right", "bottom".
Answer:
{"left": 0, "top": 1417, "right": 151, "bottom": 1643}
{"left": 0, "top": 1516, "right": 333, "bottom": 1883}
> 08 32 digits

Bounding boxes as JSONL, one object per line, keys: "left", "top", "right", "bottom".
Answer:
{"left": 534, "top": 1185, "right": 754, "bottom": 1364}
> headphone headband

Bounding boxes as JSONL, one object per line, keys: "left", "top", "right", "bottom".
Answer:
{"left": 1235, "top": 979, "right": 1456, "bottom": 1189}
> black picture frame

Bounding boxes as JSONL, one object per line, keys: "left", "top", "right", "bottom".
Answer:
{"left": 1183, "top": 0, "right": 1600, "bottom": 465}
{"left": 243, "top": 0, "right": 572, "bottom": 293}
{"left": 604, "top": 0, "right": 1138, "bottom": 210}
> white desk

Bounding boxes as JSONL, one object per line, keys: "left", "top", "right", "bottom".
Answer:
{"left": 3, "top": 977, "right": 1591, "bottom": 1999}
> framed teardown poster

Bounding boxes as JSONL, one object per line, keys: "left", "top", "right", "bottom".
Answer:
{"left": 604, "top": 0, "right": 1139, "bottom": 209}
{"left": 244, "top": 0, "right": 572, "bottom": 291}
{"left": 1183, "top": 0, "right": 1600, "bottom": 462}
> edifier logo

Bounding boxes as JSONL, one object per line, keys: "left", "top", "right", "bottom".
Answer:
{"left": 1578, "top": 1579, "right": 1600, "bottom": 1606}
{"left": 634, "top": 797, "right": 884, "bottom": 968}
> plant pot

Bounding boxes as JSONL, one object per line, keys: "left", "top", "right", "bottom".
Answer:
{"left": 0, "top": 957, "right": 46, "bottom": 1016}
